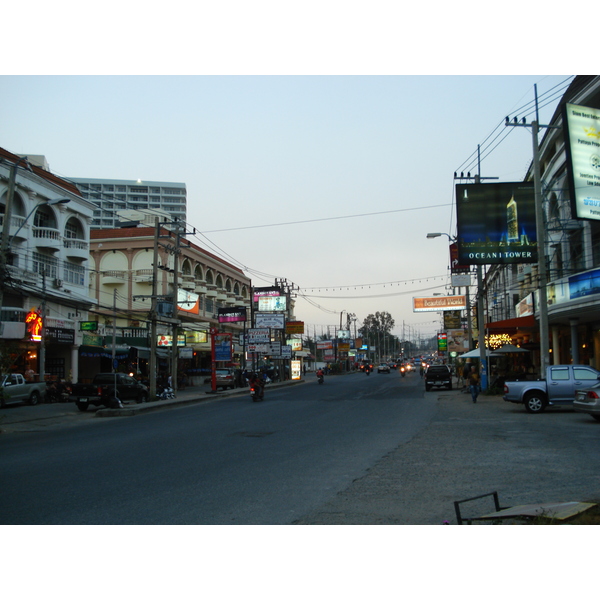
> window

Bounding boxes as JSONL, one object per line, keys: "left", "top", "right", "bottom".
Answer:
{"left": 32, "top": 252, "right": 58, "bottom": 279}
{"left": 550, "top": 367, "right": 569, "bottom": 381}
{"left": 573, "top": 368, "right": 600, "bottom": 381}
{"left": 63, "top": 261, "right": 85, "bottom": 286}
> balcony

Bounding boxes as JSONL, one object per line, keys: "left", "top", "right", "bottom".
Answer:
{"left": 134, "top": 269, "right": 154, "bottom": 285}
{"left": 0, "top": 214, "right": 27, "bottom": 240}
{"left": 181, "top": 274, "right": 195, "bottom": 291}
{"left": 101, "top": 270, "right": 127, "bottom": 284}
{"left": 63, "top": 238, "right": 89, "bottom": 260}
{"left": 33, "top": 227, "right": 61, "bottom": 250}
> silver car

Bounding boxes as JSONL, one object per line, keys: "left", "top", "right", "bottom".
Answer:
{"left": 573, "top": 379, "right": 600, "bottom": 422}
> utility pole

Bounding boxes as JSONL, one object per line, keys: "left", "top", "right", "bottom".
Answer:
{"left": 453, "top": 150, "right": 499, "bottom": 390}
{"left": 505, "top": 85, "right": 559, "bottom": 375}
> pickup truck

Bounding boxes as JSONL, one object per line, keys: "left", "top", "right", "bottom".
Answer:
{"left": 425, "top": 365, "right": 452, "bottom": 391}
{"left": 69, "top": 373, "right": 149, "bottom": 412}
{"left": 503, "top": 364, "right": 600, "bottom": 413}
{"left": 0, "top": 374, "right": 47, "bottom": 407}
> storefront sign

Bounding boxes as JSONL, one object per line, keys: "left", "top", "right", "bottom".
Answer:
{"left": 285, "top": 320, "right": 304, "bottom": 334}
{"left": 255, "top": 313, "right": 285, "bottom": 329}
{"left": 413, "top": 296, "right": 467, "bottom": 312}
{"left": 46, "top": 327, "right": 75, "bottom": 344}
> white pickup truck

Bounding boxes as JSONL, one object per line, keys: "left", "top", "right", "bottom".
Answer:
{"left": 503, "top": 364, "right": 600, "bottom": 413}
{"left": 0, "top": 373, "right": 47, "bottom": 407}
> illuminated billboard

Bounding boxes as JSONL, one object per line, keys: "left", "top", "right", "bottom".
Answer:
{"left": 456, "top": 182, "right": 537, "bottom": 265}
{"left": 563, "top": 102, "right": 600, "bottom": 221}
{"left": 258, "top": 296, "right": 287, "bottom": 312}
{"left": 413, "top": 296, "right": 466, "bottom": 312}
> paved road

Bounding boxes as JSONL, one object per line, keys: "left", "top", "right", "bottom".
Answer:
{"left": 0, "top": 372, "right": 436, "bottom": 524}
{"left": 3, "top": 372, "right": 600, "bottom": 524}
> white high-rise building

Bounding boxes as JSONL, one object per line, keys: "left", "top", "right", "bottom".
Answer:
{"left": 69, "top": 177, "right": 187, "bottom": 229}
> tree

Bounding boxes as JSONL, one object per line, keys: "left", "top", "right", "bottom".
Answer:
{"left": 358, "top": 312, "right": 397, "bottom": 360}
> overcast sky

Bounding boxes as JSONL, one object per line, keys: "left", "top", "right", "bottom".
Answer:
{"left": 0, "top": 4, "right": 583, "bottom": 341}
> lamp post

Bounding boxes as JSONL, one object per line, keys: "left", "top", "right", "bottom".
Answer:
{"left": 427, "top": 231, "right": 487, "bottom": 390}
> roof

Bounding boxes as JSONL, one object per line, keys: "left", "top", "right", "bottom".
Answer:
{"left": 0, "top": 147, "right": 82, "bottom": 198}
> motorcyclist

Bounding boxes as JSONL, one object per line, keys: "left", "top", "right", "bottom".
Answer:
{"left": 316, "top": 368, "right": 324, "bottom": 383}
{"left": 248, "top": 372, "right": 264, "bottom": 399}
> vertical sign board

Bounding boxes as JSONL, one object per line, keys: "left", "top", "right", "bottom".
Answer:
{"left": 563, "top": 102, "right": 600, "bottom": 221}
{"left": 210, "top": 330, "right": 232, "bottom": 392}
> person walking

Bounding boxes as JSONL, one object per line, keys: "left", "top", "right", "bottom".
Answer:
{"left": 468, "top": 365, "right": 480, "bottom": 403}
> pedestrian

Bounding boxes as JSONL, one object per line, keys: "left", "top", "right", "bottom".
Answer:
{"left": 462, "top": 362, "right": 470, "bottom": 390}
{"left": 468, "top": 365, "right": 480, "bottom": 403}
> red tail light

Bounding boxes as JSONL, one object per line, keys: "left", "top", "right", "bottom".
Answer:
{"left": 587, "top": 391, "right": 600, "bottom": 399}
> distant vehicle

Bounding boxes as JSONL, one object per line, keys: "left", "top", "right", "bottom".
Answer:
{"left": 573, "top": 380, "right": 600, "bottom": 422}
{"left": 424, "top": 365, "right": 452, "bottom": 391}
{"left": 0, "top": 374, "right": 47, "bottom": 407}
{"left": 205, "top": 369, "right": 237, "bottom": 390}
{"left": 503, "top": 365, "right": 600, "bottom": 413}
{"left": 377, "top": 364, "right": 390, "bottom": 373}
{"left": 69, "top": 373, "right": 149, "bottom": 411}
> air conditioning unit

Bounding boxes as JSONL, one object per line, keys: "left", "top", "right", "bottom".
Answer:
{"left": 53, "top": 279, "right": 63, "bottom": 289}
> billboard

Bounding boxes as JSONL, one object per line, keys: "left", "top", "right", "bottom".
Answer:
{"left": 177, "top": 289, "right": 200, "bottom": 314}
{"left": 456, "top": 182, "right": 537, "bottom": 264}
{"left": 563, "top": 102, "right": 600, "bottom": 221}
{"left": 413, "top": 296, "right": 466, "bottom": 312}
{"left": 258, "top": 296, "right": 287, "bottom": 312}
{"left": 218, "top": 307, "right": 247, "bottom": 323}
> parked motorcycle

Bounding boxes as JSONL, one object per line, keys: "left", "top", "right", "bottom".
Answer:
{"left": 157, "top": 384, "right": 175, "bottom": 400}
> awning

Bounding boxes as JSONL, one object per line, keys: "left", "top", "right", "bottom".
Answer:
{"left": 485, "top": 315, "right": 536, "bottom": 331}
{"left": 78, "top": 345, "right": 130, "bottom": 359}
{"left": 129, "top": 346, "right": 150, "bottom": 359}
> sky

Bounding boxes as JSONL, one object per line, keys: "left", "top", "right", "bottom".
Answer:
{"left": 2, "top": 3, "right": 588, "bottom": 587}
{"left": 0, "top": 3, "right": 584, "bottom": 343}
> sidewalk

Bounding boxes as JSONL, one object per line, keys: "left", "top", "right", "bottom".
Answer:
{"left": 0, "top": 378, "right": 306, "bottom": 432}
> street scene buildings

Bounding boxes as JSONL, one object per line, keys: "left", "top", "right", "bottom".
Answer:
{"left": 2, "top": 76, "right": 600, "bottom": 388}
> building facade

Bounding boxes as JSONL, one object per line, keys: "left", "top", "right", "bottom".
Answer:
{"left": 483, "top": 76, "right": 600, "bottom": 371}
{"left": 69, "top": 177, "right": 187, "bottom": 229}
{"left": 0, "top": 148, "right": 96, "bottom": 382}
{"left": 87, "top": 226, "right": 252, "bottom": 384}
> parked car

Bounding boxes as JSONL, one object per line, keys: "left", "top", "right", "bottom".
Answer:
{"left": 503, "top": 364, "right": 600, "bottom": 413}
{"left": 424, "top": 365, "right": 452, "bottom": 391}
{"left": 69, "top": 373, "right": 149, "bottom": 411}
{"left": 377, "top": 363, "right": 390, "bottom": 373}
{"left": 0, "top": 373, "right": 47, "bottom": 407}
{"left": 203, "top": 369, "right": 237, "bottom": 390}
{"left": 573, "top": 380, "right": 600, "bottom": 421}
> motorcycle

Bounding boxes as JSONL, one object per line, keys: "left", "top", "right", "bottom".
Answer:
{"left": 400, "top": 366, "right": 406, "bottom": 378}
{"left": 317, "top": 374, "right": 324, "bottom": 384}
{"left": 365, "top": 368, "right": 371, "bottom": 376}
{"left": 157, "top": 384, "right": 175, "bottom": 400}
{"left": 250, "top": 383, "right": 264, "bottom": 402}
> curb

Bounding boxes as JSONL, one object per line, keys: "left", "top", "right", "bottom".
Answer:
{"left": 95, "top": 378, "right": 306, "bottom": 418}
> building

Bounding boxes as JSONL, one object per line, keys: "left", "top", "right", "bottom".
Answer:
{"left": 87, "top": 225, "right": 252, "bottom": 385}
{"left": 483, "top": 76, "right": 600, "bottom": 371}
{"left": 69, "top": 177, "right": 187, "bottom": 229}
{"left": 0, "top": 148, "right": 96, "bottom": 381}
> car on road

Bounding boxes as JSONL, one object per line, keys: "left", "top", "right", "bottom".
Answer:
{"left": 424, "top": 365, "right": 452, "bottom": 391}
{"left": 377, "top": 364, "right": 390, "bottom": 373}
{"left": 574, "top": 380, "right": 600, "bottom": 421}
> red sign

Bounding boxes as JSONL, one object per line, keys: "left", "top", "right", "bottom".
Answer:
{"left": 450, "top": 243, "right": 470, "bottom": 274}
